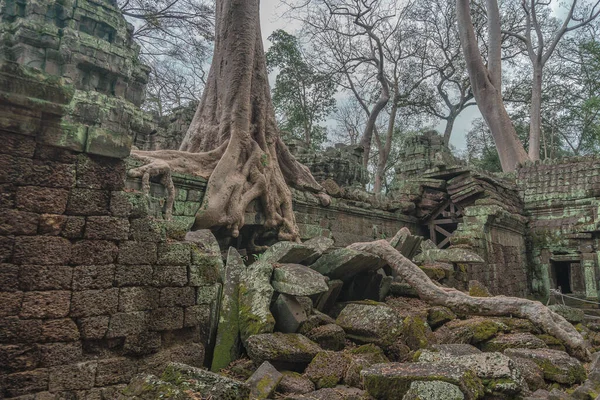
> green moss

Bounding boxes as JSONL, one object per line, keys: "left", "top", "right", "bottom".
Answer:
{"left": 536, "top": 334, "right": 566, "bottom": 351}
{"left": 471, "top": 320, "right": 502, "bottom": 343}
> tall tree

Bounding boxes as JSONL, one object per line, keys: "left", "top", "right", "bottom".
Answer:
{"left": 265, "top": 30, "right": 337, "bottom": 148}
{"left": 128, "top": 0, "right": 330, "bottom": 241}
{"left": 456, "top": 0, "right": 530, "bottom": 171}
{"left": 501, "top": 0, "right": 600, "bottom": 160}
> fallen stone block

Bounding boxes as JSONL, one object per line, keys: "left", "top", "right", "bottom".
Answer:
{"left": 403, "top": 380, "right": 465, "bottom": 400}
{"left": 239, "top": 261, "right": 275, "bottom": 343}
{"left": 304, "top": 351, "right": 351, "bottom": 389}
{"left": 277, "top": 371, "right": 315, "bottom": 395}
{"left": 504, "top": 348, "right": 586, "bottom": 385}
{"left": 305, "top": 324, "right": 346, "bottom": 351}
{"left": 245, "top": 333, "right": 322, "bottom": 371}
{"left": 310, "top": 248, "right": 382, "bottom": 281}
{"left": 246, "top": 361, "right": 282, "bottom": 400}
{"left": 480, "top": 332, "right": 547, "bottom": 352}
{"left": 162, "top": 362, "right": 250, "bottom": 399}
{"left": 336, "top": 302, "right": 402, "bottom": 347}
{"left": 261, "top": 241, "right": 318, "bottom": 264}
{"left": 314, "top": 279, "right": 343, "bottom": 313}
{"left": 272, "top": 294, "right": 307, "bottom": 333}
{"left": 303, "top": 236, "right": 335, "bottom": 265}
{"left": 272, "top": 264, "right": 328, "bottom": 296}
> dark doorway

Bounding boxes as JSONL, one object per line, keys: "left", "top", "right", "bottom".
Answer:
{"left": 552, "top": 261, "right": 572, "bottom": 294}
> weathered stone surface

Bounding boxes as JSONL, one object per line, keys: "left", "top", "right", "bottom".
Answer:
{"left": 246, "top": 361, "right": 283, "bottom": 400}
{"left": 433, "top": 317, "right": 507, "bottom": 345}
{"left": 261, "top": 241, "right": 318, "bottom": 264}
{"left": 418, "top": 351, "right": 526, "bottom": 397}
{"left": 504, "top": 348, "right": 586, "bottom": 385}
{"left": 336, "top": 302, "right": 402, "bottom": 347}
{"left": 414, "top": 248, "right": 484, "bottom": 264}
{"left": 403, "top": 381, "right": 465, "bottom": 400}
{"left": 548, "top": 304, "right": 585, "bottom": 324}
{"left": 361, "top": 362, "right": 484, "bottom": 400}
{"left": 428, "top": 344, "right": 481, "bottom": 357}
{"left": 427, "top": 307, "right": 457, "bottom": 329}
{"left": 272, "top": 264, "right": 328, "bottom": 296}
{"left": 272, "top": 293, "right": 307, "bottom": 333}
{"left": 314, "top": 279, "right": 343, "bottom": 313}
{"left": 303, "top": 236, "right": 335, "bottom": 264}
{"left": 305, "top": 324, "right": 346, "bottom": 351}
{"left": 480, "top": 333, "right": 547, "bottom": 352}
{"left": 277, "top": 371, "right": 315, "bottom": 395}
{"left": 310, "top": 248, "right": 382, "bottom": 280}
{"left": 164, "top": 362, "right": 250, "bottom": 399}
{"left": 401, "top": 316, "right": 435, "bottom": 351}
{"left": 304, "top": 351, "right": 351, "bottom": 389}
{"left": 239, "top": 261, "right": 275, "bottom": 343}
{"left": 344, "top": 344, "right": 389, "bottom": 389}
{"left": 245, "top": 333, "right": 322, "bottom": 370}
{"left": 468, "top": 280, "right": 491, "bottom": 297}
{"left": 292, "top": 386, "right": 370, "bottom": 400}
{"left": 509, "top": 356, "right": 546, "bottom": 392}
{"left": 211, "top": 247, "right": 245, "bottom": 372}
{"left": 389, "top": 282, "right": 419, "bottom": 297}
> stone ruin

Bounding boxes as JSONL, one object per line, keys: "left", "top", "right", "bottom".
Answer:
{"left": 2, "top": 1, "right": 600, "bottom": 399}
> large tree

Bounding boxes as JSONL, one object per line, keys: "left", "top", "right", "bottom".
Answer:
{"left": 128, "top": 0, "right": 330, "bottom": 241}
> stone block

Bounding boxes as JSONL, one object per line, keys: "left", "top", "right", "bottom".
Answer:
{"left": 0, "top": 263, "right": 19, "bottom": 292}
{"left": 152, "top": 265, "right": 188, "bottom": 287}
{"left": 310, "top": 248, "right": 383, "bottom": 280}
{"left": 130, "top": 218, "right": 166, "bottom": 242}
{"left": 119, "top": 287, "right": 159, "bottom": 312}
{"left": 272, "top": 264, "right": 328, "bottom": 296}
{"left": 106, "top": 312, "right": 148, "bottom": 338}
{"left": 123, "top": 331, "right": 162, "bottom": 356}
{"left": 72, "top": 265, "right": 115, "bottom": 290}
{"left": 336, "top": 302, "right": 402, "bottom": 348}
{"left": 148, "top": 307, "right": 184, "bottom": 331}
{"left": 85, "top": 126, "right": 132, "bottom": 159}
{"left": 17, "top": 160, "right": 75, "bottom": 189}
{"left": 40, "top": 319, "right": 80, "bottom": 342}
{"left": 0, "top": 344, "right": 40, "bottom": 373}
{"left": 20, "top": 291, "right": 71, "bottom": 319}
{"left": 38, "top": 342, "right": 83, "bottom": 368}
{"left": 160, "top": 287, "right": 196, "bottom": 307}
{"left": 247, "top": 361, "right": 282, "bottom": 400}
{"left": 157, "top": 242, "right": 191, "bottom": 265}
{"left": 15, "top": 187, "right": 69, "bottom": 214}
{"left": 77, "top": 316, "right": 109, "bottom": 340}
{"left": 70, "top": 288, "right": 119, "bottom": 317}
{"left": 314, "top": 279, "right": 343, "bottom": 314}
{"left": 61, "top": 216, "right": 86, "bottom": 238}
{"left": 4, "top": 369, "right": 49, "bottom": 397}
{"left": 0, "top": 317, "right": 42, "bottom": 343}
{"left": 118, "top": 241, "right": 157, "bottom": 265}
{"left": 84, "top": 216, "right": 129, "bottom": 240}
{"left": 115, "top": 264, "right": 153, "bottom": 286}
{"left": 13, "top": 237, "right": 71, "bottom": 265}
{"left": 0, "top": 236, "right": 14, "bottom": 262}
{"left": 272, "top": 293, "right": 307, "bottom": 333}
{"left": 0, "top": 292, "right": 23, "bottom": 317}
{"left": 66, "top": 188, "right": 110, "bottom": 215}
{"left": 76, "top": 154, "right": 125, "bottom": 190}
{"left": 0, "top": 209, "right": 39, "bottom": 236}
{"left": 260, "top": 241, "right": 318, "bottom": 264}
{"left": 184, "top": 305, "right": 210, "bottom": 328}
{"left": 70, "top": 240, "right": 118, "bottom": 264}
{"left": 48, "top": 362, "right": 97, "bottom": 391}
{"left": 38, "top": 214, "right": 68, "bottom": 235}
{"left": 95, "top": 357, "right": 137, "bottom": 386}
{"left": 244, "top": 333, "right": 322, "bottom": 371}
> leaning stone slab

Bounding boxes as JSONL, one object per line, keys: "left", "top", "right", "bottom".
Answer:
{"left": 162, "top": 362, "right": 250, "bottom": 399}
{"left": 314, "top": 279, "right": 343, "bottom": 313}
{"left": 272, "top": 293, "right": 308, "bottom": 333}
{"left": 246, "top": 361, "right": 283, "bottom": 400}
{"left": 272, "top": 264, "right": 328, "bottom": 296}
{"left": 303, "top": 236, "right": 335, "bottom": 264}
{"left": 403, "top": 380, "right": 465, "bottom": 400}
{"left": 244, "top": 333, "right": 322, "bottom": 371}
{"left": 261, "top": 241, "right": 318, "bottom": 264}
{"left": 211, "top": 247, "right": 245, "bottom": 372}
{"left": 361, "top": 362, "right": 484, "bottom": 400}
{"left": 239, "top": 261, "right": 275, "bottom": 343}
{"left": 305, "top": 324, "right": 346, "bottom": 351}
{"left": 335, "top": 302, "right": 402, "bottom": 347}
{"left": 310, "top": 248, "right": 383, "bottom": 281}
{"left": 504, "top": 348, "right": 587, "bottom": 385}
{"left": 480, "top": 333, "right": 547, "bottom": 353}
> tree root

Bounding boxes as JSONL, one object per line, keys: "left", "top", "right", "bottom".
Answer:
{"left": 348, "top": 237, "right": 591, "bottom": 361}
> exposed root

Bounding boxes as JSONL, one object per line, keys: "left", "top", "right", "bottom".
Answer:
{"left": 348, "top": 237, "right": 591, "bottom": 361}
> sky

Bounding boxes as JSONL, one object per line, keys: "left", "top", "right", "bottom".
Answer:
{"left": 258, "top": 0, "right": 479, "bottom": 151}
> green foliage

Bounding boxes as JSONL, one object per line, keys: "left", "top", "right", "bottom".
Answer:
{"left": 266, "top": 30, "right": 337, "bottom": 149}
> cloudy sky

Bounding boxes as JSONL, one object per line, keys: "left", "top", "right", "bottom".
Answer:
{"left": 258, "top": 0, "right": 481, "bottom": 152}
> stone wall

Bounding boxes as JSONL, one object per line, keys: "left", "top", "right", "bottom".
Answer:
{"left": 517, "top": 157, "right": 600, "bottom": 300}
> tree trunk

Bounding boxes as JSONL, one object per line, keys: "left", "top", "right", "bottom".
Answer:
{"left": 456, "top": 0, "right": 529, "bottom": 171}
{"left": 349, "top": 234, "right": 590, "bottom": 361}
{"left": 528, "top": 64, "right": 543, "bottom": 160}
{"left": 360, "top": 91, "right": 390, "bottom": 172}
{"left": 443, "top": 114, "right": 456, "bottom": 146}
{"left": 129, "top": 0, "right": 329, "bottom": 241}
{"left": 374, "top": 100, "right": 397, "bottom": 193}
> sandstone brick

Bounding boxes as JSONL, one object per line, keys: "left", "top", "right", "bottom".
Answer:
{"left": 38, "top": 214, "right": 68, "bottom": 235}
{"left": 95, "top": 357, "right": 137, "bottom": 386}
{"left": 4, "top": 369, "right": 49, "bottom": 397}
{"left": 17, "top": 160, "right": 75, "bottom": 189}
{"left": 184, "top": 305, "right": 210, "bottom": 328}
{"left": 118, "top": 241, "right": 157, "bottom": 265}
{"left": 40, "top": 319, "right": 80, "bottom": 342}
{"left": 115, "top": 264, "right": 153, "bottom": 286}
{"left": 38, "top": 342, "right": 83, "bottom": 368}
{"left": 0, "top": 235, "right": 14, "bottom": 262}
{"left": 160, "top": 287, "right": 196, "bottom": 307}
{"left": 70, "top": 288, "right": 119, "bottom": 317}
{"left": 61, "top": 216, "right": 86, "bottom": 238}
{"left": 70, "top": 240, "right": 118, "bottom": 264}
{"left": 76, "top": 154, "right": 125, "bottom": 190}
{"left": 19, "top": 265, "right": 73, "bottom": 291}
{"left": 0, "top": 263, "right": 20, "bottom": 291}
{"left": 84, "top": 216, "right": 129, "bottom": 240}
{"left": 0, "top": 291, "right": 23, "bottom": 317}
{"left": 0, "top": 183, "right": 15, "bottom": 209}
{"left": 152, "top": 265, "right": 188, "bottom": 287}
{"left": 0, "top": 344, "right": 39, "bottom": 373}
{"left": 0, "top": 317, "right": 42, "bottom": 343}
{"left": 157, "top": 242, "right": 191, "bottom": 265}
{"left": 111, "top": 191, "right": 150, "bottom": 218}
{"left": 1, "top": 132, "right": 36, "bottom": 157}
{"left": 0, "top": 209, "right": 39, "bottom": 235}
{"left": 77, "top": 316, "right": 109, "bottom": 340}
{"left": 34, "top": 145, "right": 78, "bottom": 164}
{"left": 129, "top": 217, "right": 166, "bottom": 242}
{"left": 106, "top": 312, "right": 148, "bottom": 338}
{"left": 123, "top": 331, "right": 161, "bottom": 356}
{"left": 13, "top": 236, "right": 71, "bottom": 265}
{"left": 16, "top": 187, "right": 69, "bottom": 214}
{"left": 48, "top": 362, "right": 97, "bottom": 391}
{"left": 140, "top": 344, "right": 204, "bottom": 375}
{"left": 66, "top": 188, "right": 110, "bottom": 216}
{"left": 119, "top": 287, "right": 159, "bottom": 312}
{"left": 148, "top": 307, "right": 184, "bottom": 331}
{"left": 72, "top": 265, "right": 115, "bottom": 290}
{"left": 20, "top": 291, "right": 71, "bottom": 319}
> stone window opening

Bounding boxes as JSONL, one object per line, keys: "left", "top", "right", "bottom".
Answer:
{"left": 425, "top": 200, "right": 463, "bottom": 249}
{"left": 79, "top": 16, "right": 116, "bottom": 43}
{"left": 552, "top": 260, "right": 573, "bottom": 294}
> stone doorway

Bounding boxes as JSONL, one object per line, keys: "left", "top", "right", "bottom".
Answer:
{"left": 552, "top": 261, "right": 573, "bottom": 294}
